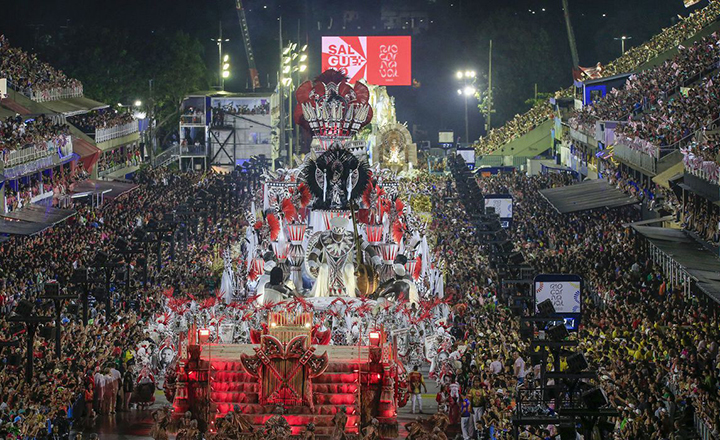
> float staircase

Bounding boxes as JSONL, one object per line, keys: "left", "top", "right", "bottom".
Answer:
{"left": 209, "top": 359, "right": 362, "bottom": 438}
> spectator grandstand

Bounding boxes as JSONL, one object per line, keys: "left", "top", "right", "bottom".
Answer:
{"left": 474, "top": 0, "right": 720, "bottom": 156}
{"left": 0, "top": 35, "right": 83, "bottom": 102}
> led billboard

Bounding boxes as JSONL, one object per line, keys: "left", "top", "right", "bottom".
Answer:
{"left": 321, "top": 36, "right": 412, "bottom": 86}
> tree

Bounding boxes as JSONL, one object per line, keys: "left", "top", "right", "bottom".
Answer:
{"left": 472, "top": 8, "right": 571, "bottom": 126}
{"left": 39, "top": 26, "right": 210, "bottom": 137}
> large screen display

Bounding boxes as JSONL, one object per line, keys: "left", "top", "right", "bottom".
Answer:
{"left": 457, "top": 149, "right": 475, "bottom": 167}
{"left": 534, "top": 274, "right": 582, "bottom": 330}
{"left": 322, "top": 36, "right": 412, "bottom": 86}
{"left": 484, "top": 194, "right": 513, "bottom": 228}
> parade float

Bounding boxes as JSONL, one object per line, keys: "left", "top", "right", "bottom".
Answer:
{"left": 153, "top": 70, "right": 451, "bottom": 439}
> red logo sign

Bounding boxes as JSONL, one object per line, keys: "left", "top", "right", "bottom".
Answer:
{"left": 322, "top": 36, "right": 412, "bottom": 86}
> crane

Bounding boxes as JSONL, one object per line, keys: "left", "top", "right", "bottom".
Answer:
{"left": 235, "top": 0, "right": 261, "bottom": 90}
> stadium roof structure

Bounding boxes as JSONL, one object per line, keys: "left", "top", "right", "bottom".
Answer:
{"left": 186, "top": 90, "right": 272, "bottom": 98}
{"left": 72, "top": 179, "right": 138, "bottom": 200}
{"left": 1, "top": 204, "right": 76, "bottom": 226}
{"left": 39, "top": 96, "right": 107, "bottom": 116}
{"left": 632, "top": 225, "right": 720, "bottom": 304}
{"left": 0, "top": 218, "right": 53, "bottom": 236}
{"left": 539, "top": 179, "right": 638, "bottom": 214}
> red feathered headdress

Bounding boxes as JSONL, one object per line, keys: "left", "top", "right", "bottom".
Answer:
{"left": 266, "top": 213, "right": 280, "bottom": 241}
{"left": 392, "top": 220, "right": 406, "bottom": 244}
{"left": 281, "top": 198, "right": 297, "bottom": 222}
{"left": 296, "top": 183, "right": 311, "bottom": 208}
{"left": 413, "top": 255, "right": 422, "bottom": 280}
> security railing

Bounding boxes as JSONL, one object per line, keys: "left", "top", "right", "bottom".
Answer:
{"left": 95, "top": 121, "right": 139, "bottom": 143}
{"left": 29, "top": 85, "right": 84, "bottom": 102}
{"left": 695, "top": 413, "right": 717, "bottom": 440}
{"left": 179, "top": 144, "right": 207, "bottom": 156}
{"left": 153, "top": 144, "right": 179, "bottom": 167}
{"left": 180, "top": 114, "right": 205, "bottom": 125}
{"left": 1, "top": 135, "right": 73, "bottom": 168}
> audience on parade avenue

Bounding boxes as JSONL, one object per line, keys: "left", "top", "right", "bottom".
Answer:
{"left": 3, "top": 164, "right": 89, "bottom": 213}
{"left": 0, "top": 159, "right": 718, "bottom": 440}
{"left": 473, "top": 103, "right": 556, "bottom": 156}
{"left": 572, "top": 32, "right": 720, "bottom": 132}
{"left": 0, "top": 114, "right": 70, "bottom": 154}
{"left": 211, "top": 101, "right": 270, "bottom": 126}
{"left": 68, "top": 109, "right": 135, "bottom": 134}
{"left": 602, "top": 0, "right": 720, "bottom": 78}
{"left": 406, "top": 170, "right": 720, "bottom": 439}
{"left": 0, "top": 167, "right": 256, "bottom": 438}
{"left": 0, "top": 35, "right": 83, "bottom": 96}
{"left": 475, "top": 0, "right": 720, "bottom": 156}
{"left": 96, "top": 144, "right": 142, "bottom": 175}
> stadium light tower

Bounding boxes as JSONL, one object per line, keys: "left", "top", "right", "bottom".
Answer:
{"left": 211, "top": 21, "right": 230, "bottom": 90}
{"left": 614, "top": 36, "right": 632, "bottom": 54}
{"left": 456, "top": 70, "right": 476, "bottom": 144}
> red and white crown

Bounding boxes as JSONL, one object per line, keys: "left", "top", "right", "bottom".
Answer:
{"left": 294, "top": 70, "right": 373, "bottom": 150}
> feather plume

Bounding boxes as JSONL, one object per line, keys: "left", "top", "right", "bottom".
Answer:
{"left": 392, "top": 220, "right": 405, "bottom": 244}
{"left": 297, "top": 183, "right": 312, "bottom": 207}
{"left": 413, "top": 255, "right": 422, "bottom": 280}
{"left": 314, "top": 69, "right": 348, "bottom": 84}
{"left": 362, "top": 182, "right": 374, "bottom": 208}
{"left": 281, "top": 198, "right": 297, "bottom": 221}
{"left": 395, "top": 198, "right": 404, "bottom": 214}
{"left": 266, "top": 213, "right": 280, "bottom": 241}
{"left": 254, "top": 220, "right": 263, "bottom": 230}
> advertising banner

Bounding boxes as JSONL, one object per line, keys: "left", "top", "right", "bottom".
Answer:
{"left": 322, "top": 36, "right": 412, "bottom": 86}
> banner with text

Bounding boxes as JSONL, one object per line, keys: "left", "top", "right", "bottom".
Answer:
{"left": 322, "top": 36, "right": 412, "bottom": 86}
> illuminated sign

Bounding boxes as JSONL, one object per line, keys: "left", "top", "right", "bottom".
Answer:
{"left": 322, "top": 36, "right": 412, "bottom": 86}
{"left": 534, "top": 274, "right": 583, "bottom": 331}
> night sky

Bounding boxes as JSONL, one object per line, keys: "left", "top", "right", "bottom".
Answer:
{"left": 0, "top": 0, "right": 703, "bottom": 143}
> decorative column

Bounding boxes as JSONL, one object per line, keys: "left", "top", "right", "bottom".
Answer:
{"left": 381, "top": 243, "right": 399, "bottom": 282}
{"left": 271, "top": 241, "right": 290, "bottom": 281}
{"left": 286, "top": 222, "right": 307, "bottom": 291}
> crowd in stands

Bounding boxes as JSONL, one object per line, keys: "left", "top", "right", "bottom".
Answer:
{"left": 211, "top": 101, "right": 269, "bottom": 126}
{"left": 473, "top": 103, "right": 555, "bottom": 156}
{"left": 3, "top": 164, "right": 89, "bottom": 213}
{"left": 401, "top": 170, "right": 720, "bottom": 439}
{"left": 602, "top": 1, "right": 720, "bottom": 77}
{"left": 0, "top": 35, "right": 82, "bottom": 96}
{"left": 97, "top": 144, "right": 142, "bottom": 175}
{"left": 474, "top": 0, "right": 720, "bottom": 156}
{"left": 573, "top": 32, "right": 720, "bottom": 132}
{"left": 0, "top": 114, "right": 70, "bottom": 154}
{"left": 0, "top": 167, "right": 255, "bottom": 438}
{"left": 68, "top": 110, "right": 135, "bottom": 134}
{"left": 181, "top": 107, "right": 204, "bottom": 124}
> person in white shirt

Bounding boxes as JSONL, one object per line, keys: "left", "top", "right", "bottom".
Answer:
{"left": 513, "top": 351, "right": 526, "bottom": 384}
{"left": 109, "top": 367, "right": 122, "bottom": 414}
{"left": 489, "top": 356, "right": 504, "bottom": 375}
{"left": 93, "top": 368, "right": 106, "bottom": 415}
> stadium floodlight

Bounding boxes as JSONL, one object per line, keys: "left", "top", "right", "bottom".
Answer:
{"left": 134, "top": 100, "right": 142, "bottom": 107}
{"left": 299, "top": 54, "right": 308, "bottom": 62}
{"left": 299, "top": 64, "right": 307, "bottom": 72}
{"left": 222, "top": 70, "right": 230, "bottom": 78}
{"left": 456, "top": 71, "right": 464, "bottom": 79}
{"left": 463, "top": 86, "right": 476, "bottom": 96}
{"left": 283, "top": 65, "right": 291, "bottom": 74}
{"left": 457, "top": 89, "right": 462, "bottom": 95}
{"left": 301, "top": 44, "right": 308, "bottom": 52}
{"left": 223, "top": 54, "right": 229, "bottom": 62}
